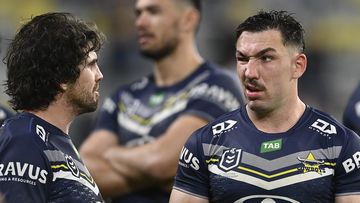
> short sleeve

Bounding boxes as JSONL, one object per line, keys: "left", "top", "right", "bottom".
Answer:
{"left": 185, "top": 75, "right": 243, "bottom": 122}
{"left": 0, "top": 129, "right": 51, "bottom": 203}
{"left": 173, "top": 127, "right": 210, "bottom": 199}
{"left": 335, "top": 130, "right": 360, "bottom": 196}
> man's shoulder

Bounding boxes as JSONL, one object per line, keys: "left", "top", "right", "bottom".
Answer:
{"left": 0, "top": 113, "right": 49, "bottom": 149}
{"left": 307, "top": 106, "right": 355, "bottom": 139}
{"left": 199, "top": 63, "right": 242, "bottom": 93}
{"left": 203, "top": 63, "right": 237, "bottom": 80}
{"left": 192, "top": 109, "right": 241, "bottom": 137}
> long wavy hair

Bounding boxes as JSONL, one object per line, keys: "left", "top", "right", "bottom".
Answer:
{"left": 4, "top": 12, "right": 105, "bottom": 111}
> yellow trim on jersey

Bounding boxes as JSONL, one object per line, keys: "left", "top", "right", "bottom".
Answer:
{"left": 80, "top": 172, "right": 95, "bottom": 184}
{"left": 323, "top": 162, "right": 336, "bottom": 167}
{"left": 238, "top": 166, "right": 299, "bottom": 179}
{"left": 51, "top": 164, "right": 68, "bottom": 170}
{"left": 206, "top": 158, "right": 219, "bottom": 164}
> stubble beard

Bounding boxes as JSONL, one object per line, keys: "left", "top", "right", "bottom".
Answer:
{"left": 139, "top": 38, "right": 179, "bottom": 61}
{"left": 66, "top": 85, "right": 98, "bottom": 115}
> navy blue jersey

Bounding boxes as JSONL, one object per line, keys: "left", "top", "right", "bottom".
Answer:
{"left": 343, "top": 83, "right": 360, "bottom": 135}
{"left": 95, "top": 62, "right": 244, "bottom": 203}
{"left": 173, "top": 106, "right": 360, "bottom": 203}
{"left": 0, "top": 105, "right": 14, "bottom": 126}
{"left": 0, "top": 113, "right": 104, "bottom": 203}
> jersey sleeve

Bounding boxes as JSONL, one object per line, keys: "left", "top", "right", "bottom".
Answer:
{"left": 335, "top": 130, "right": 360, "bottom": 196}
{"left": 94, "top": 91, "right": 120, "bottom": 134}
{"left": 0, "top": 128, "right": 51, "bottom": 203}
{"left": 173, "top": 127, "right": 210, "bottom": 199}
{"left": 185, "top": 74, "right": 244, "bottom": 122}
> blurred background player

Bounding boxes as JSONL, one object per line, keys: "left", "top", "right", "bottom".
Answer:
{"left": 0, "top": 104, "right": 13, "bottom": 125}
{"left": 343, "top": 82, "right": 360, "bottom": 135}
{"left": 0, "top": 39, "right": 14, "bottom": 126}
{"left": 0, "top": 12, "right": 105, "bottom": 202}
{"left": 80, "top": 0, "right": 244, "bottom": 202}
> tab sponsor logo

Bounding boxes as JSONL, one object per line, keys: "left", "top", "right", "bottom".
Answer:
{"left": 260, "top": 139, "right": 282, "bottom": 153}
{"left": 0, "top": 162, "right": 48, "bottom": 185}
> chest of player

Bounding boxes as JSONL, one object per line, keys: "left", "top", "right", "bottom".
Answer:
{"left": 116, "top": 91, "right": 190, "bottom": 146}
{"left": 206, "top": 162, "right": 334, "bottom": 202}
{"left": 204, "top": 133, "right": 338, "bottom": 202}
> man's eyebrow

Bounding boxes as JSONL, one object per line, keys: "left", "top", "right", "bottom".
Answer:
{"left": 236, "top": 47, "right": 276, "bottom": 58}
{"left": 86, "top": 57, "right": 98, "bottom": 65}
{"left": 134, "top": 4, "right": 160, "bottom": 15}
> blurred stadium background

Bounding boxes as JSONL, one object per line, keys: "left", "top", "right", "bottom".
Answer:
{"left": 1, "top": 0, "right": 359, "bottom": 147}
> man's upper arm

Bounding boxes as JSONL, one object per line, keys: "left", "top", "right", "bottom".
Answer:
{"left": 80, "top": 130, "right": 118, "bottom": 157}
{"left": 103, "top": 114, "right": 208, "bottom": 181}
{"left": 169, "top": 189, "right": 209, "bottom": 203}
{"left": 145, "top": 114, "right": 208, "bottom": 179}
{"left": 79, "top": 130, "right": 132, "bottom": 198}
{"left": 336, "top": 195, "right": 360, "bottom": 203}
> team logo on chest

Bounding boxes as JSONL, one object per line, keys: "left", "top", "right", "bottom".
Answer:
{"left": 219, "top": 148, "right": 242, "bottom": 171}
{"left": 65, "top": 154, "right": 80, "bottom": 178}
{"left": 297, "top": 152, "right": 325, "bottom": 174}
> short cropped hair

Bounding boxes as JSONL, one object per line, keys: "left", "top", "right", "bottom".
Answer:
{"left": 178, "top": 0, "right": 202, "bottom": 31}
{"left": 4, "top": 12, "right": 105, "bottom": 111}
{"left": 235, "top": 10, "right": 305, "bottom": 53}
{"left": 186, "top": 0, "right": 201, "bottom": 13}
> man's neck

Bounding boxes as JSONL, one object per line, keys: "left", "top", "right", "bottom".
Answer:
{"left": 28, "top": 100, "right": 75, "bottom": 135}
{"left": 247, "top": 97, "right": 306, "bottom": 133}
{"left": 153, "top": 42, "right": 204, "bottom": 87}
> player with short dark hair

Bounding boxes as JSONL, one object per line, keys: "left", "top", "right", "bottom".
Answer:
{"left": 170, "top": 10, "right": 360, "bottom": 203}
{"left": 0, "top": 12, "right": 105, "bottom": 202}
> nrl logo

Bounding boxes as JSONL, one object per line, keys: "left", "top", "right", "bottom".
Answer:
{"left": 219, "top": 148, "right": 242, "bottom": 171}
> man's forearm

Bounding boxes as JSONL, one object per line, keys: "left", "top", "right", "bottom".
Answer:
{"left": 103, "top": 144, "right": 174, "bottom": 181}
{"left": 82, "top": 153, "right": 133, "bottom": 198}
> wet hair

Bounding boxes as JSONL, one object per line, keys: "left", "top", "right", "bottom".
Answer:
{"left": 235, "top": 10, "right": 305, "bottom": 53}
{"left": 4, "top": 12, "right": 105, "bottom": 111}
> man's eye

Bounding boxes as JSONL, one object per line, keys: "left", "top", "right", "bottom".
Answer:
{"left": 261, "top": 56, "right": 273, "bottom": 62}
{"left": 236, "top": 57, "right": 249, "bottom": 62}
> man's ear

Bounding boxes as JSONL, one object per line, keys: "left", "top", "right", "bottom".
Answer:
{"left": 293, "top": 53, "right": 307, "bottom": 79}
{"left": 181, "top": 8, "right": 200, "bottom": 33}
{"left": 60, "top": 83, "right": 68, "bottom": 91}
